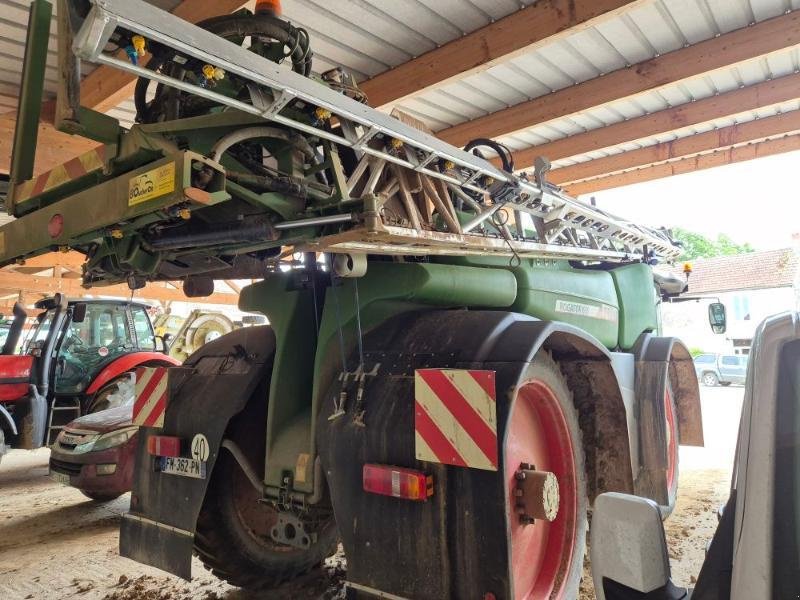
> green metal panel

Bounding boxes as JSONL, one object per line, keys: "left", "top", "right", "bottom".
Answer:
{"left": 510, "top": 260, "right": 620, "bottom": 348}
{"left": 437, "top": 256, "right": 620, "bottom": 348}
{"left": 0, "top": 152, "right": 228, "bottom": 269}
{"left": 239, "top": 261, "right": 518, "bottom": 496}
{"left": 610, "top": 263, "right": 659, "bottom": 350}
{"left": 9, "top": 0, "right": 52, "bottom": 202}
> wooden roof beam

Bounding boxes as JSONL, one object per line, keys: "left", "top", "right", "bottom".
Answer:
{"left": 564, "top": 134, "right": 800, "bottom": 195}
{"left": 359, "top": 0, "right": 645, "bottom": 108}
{"left": 0, "top": 271, "right": 239, "bottom": 305}
{"left": 438, "top": 10, "right": 800, "bottom": 148}
{"left": 550, "top": 109, "right": 800, "bottom": 185}
{"left": 1, "top": 0, "right": 248, "bottom": 175}
{"left": 501, "top": 71, "right": 800, "bottom": 171}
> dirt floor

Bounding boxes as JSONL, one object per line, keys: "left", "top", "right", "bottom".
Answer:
{"left": 0, "top": 386, "right": 742, "bottom": 599}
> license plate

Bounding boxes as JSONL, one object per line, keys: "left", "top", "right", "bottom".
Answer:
{"left": 49, "top": 470, "right": 71, "bottom": 485}
{"left": 159, "top": 456, "right": 206, "bottom": 479}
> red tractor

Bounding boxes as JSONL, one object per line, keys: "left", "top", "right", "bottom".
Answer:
{"left": 0, "top": 294, "right": 179, "bottom": 463}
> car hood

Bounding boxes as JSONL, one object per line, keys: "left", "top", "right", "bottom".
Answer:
{"left": 68, "top": 404, "right": 134, "bottom": 434}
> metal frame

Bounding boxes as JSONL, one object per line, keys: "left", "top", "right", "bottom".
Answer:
{"left": 69, "top": 0, "right": 680, "bottom": 262}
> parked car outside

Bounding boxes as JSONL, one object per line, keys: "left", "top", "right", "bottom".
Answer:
{"left": 48, "top": 404, "right": 136, "bottom": 501}
{"left": 693, "top": 353, "right": 748, "bottom": 386}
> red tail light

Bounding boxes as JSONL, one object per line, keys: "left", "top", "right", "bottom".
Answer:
{"left": 147, "top": 435, "right": 181, "bottom": 457}
{"left": 363, "top": 464, "right": 433, "bottom": 501}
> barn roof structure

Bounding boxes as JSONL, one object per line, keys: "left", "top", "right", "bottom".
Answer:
{"left": 0, "top": 0, "right": 798, "bottom": 305}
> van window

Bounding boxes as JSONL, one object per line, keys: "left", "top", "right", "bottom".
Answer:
{"left": 721, "top": 356, "right": 739, "bottom": 366}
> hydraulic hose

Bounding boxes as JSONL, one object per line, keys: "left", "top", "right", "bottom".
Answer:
{"left": 134, "top": 13, "right": 312, "bottom": 122}
{"left": 209, "top": 126, "right": 315, "bottom": 162}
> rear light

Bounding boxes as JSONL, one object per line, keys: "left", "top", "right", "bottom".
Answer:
{"left": 363, "top": 464, "right": 433, "bottom": 501}
{"left": 147, "top": 435, "right": 181, "bottom": 457}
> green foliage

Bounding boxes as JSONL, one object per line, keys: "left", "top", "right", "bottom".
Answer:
{"left": 672, "top": 228, "right": 754, "bottom": 261}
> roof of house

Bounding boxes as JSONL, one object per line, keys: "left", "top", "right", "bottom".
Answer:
{"left": 680, "top": 248, "right": 799, "bottom": 295}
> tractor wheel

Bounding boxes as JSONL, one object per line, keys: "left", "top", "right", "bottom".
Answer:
{"left": 506, "top": 353, "right": 588, "bottom": 599}
{"left": 194, "top": 393, "right": 337, "bottom": 591}
{"left": 659, "top": 382, "right": 680, "bottom": 519}
{"left": 0, "top": 428, "right": 5, "bottom": 466}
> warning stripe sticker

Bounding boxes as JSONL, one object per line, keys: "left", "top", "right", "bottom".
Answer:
{"left": 133, "top": 367, "right": 169, "bottom": 428}
{"left": 414, "top": 369, "right": 498, "bottom": 471}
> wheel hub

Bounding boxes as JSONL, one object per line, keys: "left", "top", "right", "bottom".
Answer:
{"left": 514, "top": 463, "right": 560, "bottom": 524}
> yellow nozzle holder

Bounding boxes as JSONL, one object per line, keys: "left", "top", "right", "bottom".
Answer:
{"left": 314, "top": 107, "right": 332, "bottom": 121}
{"left": 443, "top": 160, "right": 455, "bottom": 170}
{"left": 212, "top": 67, "right": 226, "bottom": 81}
{"left": 389, "top": 138, "right": 404, "bottom": 150}
{"left": 110, "top": 228, "right": 124, "bottom": 239}
{"left": 132, "top": 35, "right": 146, "bottom": 56}
{"left": 178, "top": 208, "right": 191, "bottom": 220}
{"left": 484, "top": 176, "right": 495, "bottom": 186}
{"left": 683, "top": 262, "right": 693, "bottom": 274}
{"left": 202, "top": 65, "right": 217, "bottom": 81}
{"left": 59, "top": 245, "right": 70, "bottom": 253}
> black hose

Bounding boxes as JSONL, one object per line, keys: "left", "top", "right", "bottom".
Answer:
{"left": 134, "top": 13, "right": 312, "bottom": 122}
{"left": 464, "top": 138, "right": 515, "bottom": 173}
{"left": 2, "top": 302, "right": 27, "bottom": 355}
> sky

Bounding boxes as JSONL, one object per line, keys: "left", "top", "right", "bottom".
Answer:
{"left": 576, "top": 149, "right": 800, "bottom": 251}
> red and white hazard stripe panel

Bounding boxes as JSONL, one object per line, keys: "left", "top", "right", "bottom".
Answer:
{"left": 133, "top": 367, "right": 169, "bottom": 428}
{"left": 414, "top": 369, "right": 498, "bottom": 471}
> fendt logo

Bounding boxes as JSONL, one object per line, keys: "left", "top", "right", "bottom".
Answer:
{"left": 129, "top": 175, "right": 155, "bottom": 201}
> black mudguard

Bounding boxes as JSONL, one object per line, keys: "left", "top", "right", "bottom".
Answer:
{"left": 120, "top": 325, "right": 275, "bottom": 579}
{"left": 317, "top": 310, "right": 611, "bottom": 600}
{"left": 14, "top": 387, "right": 46, "bottom": 449}
{"left": 632, "top": 334, "right": 704, "bottom": 503}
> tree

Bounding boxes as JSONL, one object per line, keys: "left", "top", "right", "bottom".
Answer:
{"left": 672, "top": 228, "right": 754, "bottom": 261}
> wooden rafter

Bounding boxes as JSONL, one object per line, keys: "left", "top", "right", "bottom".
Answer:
{"left": 0, "top": 271, "right": 239, "bottom": 305}
{"left": 0, "top": 0, "right": 248, "bottom": 175}
{"left": 498, "top": 71, "right": 800, "bottom": 171}
{"left": 359, "top": 0, "right": 644, "bottom": 108}
{"left": 438, "top": 10, "right": 800, "bottom": 148}
{"left": 550, "top": 109, "right": 800, "bottom": 186}
{"left": 564, "top": 134, "right": 800, "bottom": 195}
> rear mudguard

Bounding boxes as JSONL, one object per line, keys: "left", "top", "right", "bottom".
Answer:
{"left": 632, "top": 334, "right": 704, "bottom": 503}
{"left": 317, "top": 310, "right": 632, "bottom": 599}
{"left": 120, "top": 326, "right": 275, "bottom": 580}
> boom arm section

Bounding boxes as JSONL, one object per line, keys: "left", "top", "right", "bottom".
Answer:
{"left": 1, "top": 0, "right": 681, "bottom": 289}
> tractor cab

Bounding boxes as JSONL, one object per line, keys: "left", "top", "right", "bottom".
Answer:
{"left": 0, "top": 294, "right": 178, "bottom": 463}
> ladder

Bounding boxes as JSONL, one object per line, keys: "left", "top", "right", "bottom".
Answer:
{"left": 66, "top": 0, "right": 680, "bottom": 263}
{"left": 46, "top": 397, "right": 82, "bottom": 446}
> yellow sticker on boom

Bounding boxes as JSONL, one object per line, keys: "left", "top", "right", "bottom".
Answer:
{"left": 128, "top": 162, "right": 176, "bottom": 206}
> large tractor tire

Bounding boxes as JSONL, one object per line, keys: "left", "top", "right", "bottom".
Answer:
{"left": 660, "top": 382, "right": 680, "bottom": 519}
{"left": 507, "top": 353, "right": 588, "bottom": 599}
{"left": 194, "top": 390, "right": 337, "bottom": 590}
{"left": 85, "top": 373, "right": 136, "bottom": 414}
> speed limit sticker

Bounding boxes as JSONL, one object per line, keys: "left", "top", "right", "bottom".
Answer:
{"left": 191, "top": 433, "right": 210, "bottom": 462}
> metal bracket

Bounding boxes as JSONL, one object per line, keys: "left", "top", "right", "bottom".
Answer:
{"left": 270, "top": 512, "right": 317, "bottom": 549}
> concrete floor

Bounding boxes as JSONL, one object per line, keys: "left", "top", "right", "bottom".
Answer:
{"left": 0, "top": 385, "right": 743, "bottom": 599}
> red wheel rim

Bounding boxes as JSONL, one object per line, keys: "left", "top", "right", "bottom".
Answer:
{"left": 664, "top": 387, "right": 678, "bottom": 491}
{"left": 506, "top": 380, "right": 578, "bottom": 600}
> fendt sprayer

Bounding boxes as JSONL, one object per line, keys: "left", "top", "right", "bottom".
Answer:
{"left": 0, "top": 295, "right": 178, "bottom": 463}
{"left": 4, "top": 0, "right": 711, "bottom": 596}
